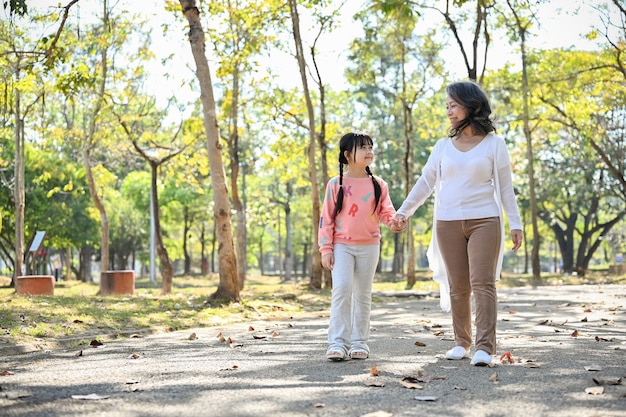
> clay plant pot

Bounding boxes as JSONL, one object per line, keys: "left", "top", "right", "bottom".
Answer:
{"left": 100, "top": 270, "right": 135, "bottom": 296}
{"left": 16, "top": 275, "right": 55, "bottom": 296}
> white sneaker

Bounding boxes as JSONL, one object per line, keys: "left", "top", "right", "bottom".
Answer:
{"left": 471, "top": 350, "right": 493, "bottom": 366}
{"left": 445, "top": 346, "right": 469, "bottom": 360}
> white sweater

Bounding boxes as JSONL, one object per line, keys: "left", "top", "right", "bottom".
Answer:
{"left": 397, "top": 133, "right": 523, "bottom": 311}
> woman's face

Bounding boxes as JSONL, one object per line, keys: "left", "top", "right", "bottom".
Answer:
{"left": 446, "top": 96, "right": 468, "bottom": 129}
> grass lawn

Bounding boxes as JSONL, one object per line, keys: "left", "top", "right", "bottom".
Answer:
{"left": 0, "top": 270, "right": 624, "bottom": 349}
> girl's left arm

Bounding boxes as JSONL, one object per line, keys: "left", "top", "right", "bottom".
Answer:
{"left": 378, "top": 179, "right": 397, "bottom": 227}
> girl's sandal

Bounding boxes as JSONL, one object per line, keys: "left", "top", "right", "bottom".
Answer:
{"left": 350, "top": 351, "right": 368, "bottom": 360}
{"left": 326, "top": 350, "right": 345, "bottom": 361}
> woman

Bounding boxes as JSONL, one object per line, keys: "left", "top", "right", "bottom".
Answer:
{"left": 394, "top": 81, "right": 523, "bottom": 366}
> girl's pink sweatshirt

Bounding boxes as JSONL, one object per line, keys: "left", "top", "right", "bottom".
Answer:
{"left": 318, "top": 175, "right": 396, "bottom": 255}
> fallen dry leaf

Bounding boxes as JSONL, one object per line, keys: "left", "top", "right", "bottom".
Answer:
{"left": 128, "top": 353, "right": 141, "bottom": 359}
{"left": 370, "top": 366, "right": 379, "bottom": 376}
{"left": 522, "top": 362, "right": 541, "bottom": 368}
{"left": 489, "top": 372, "right": 498, "bottom": 382}
{"left": 570, "top": 330, "right": 580, "bottom": 337}
{"left": 542, "top": 319, "right": 569, "bottom": 327}
{"left": 248, "top": 326, "right": 255, "bottom": 331}
{"left": 400, "top": 377, "right": 423, "bottom": 390}
{"left": 581, "top": 317, "right": 588, "bottom": 322}
{"left": 584, "top": 365, "right": 602, "bottom": 371}
{"left": 585, "top": 386, "right": 604, "bottom": 395}
{"left": 593, "top": 377, "right": 622, "bottom": 386}
{"left": 414, "top": 341, "right": 426, "bottom": 347}
{"left": 252, "top": 334, "right": 267, "bottom": 339}
{"left": 508, "top": 310, "right": 517, "bottom": 314}
{"left": 228, "top": 337, "right": 234, "bottom": 344}
{"left": 360, "top": 411, "right": 392, "bottom": 417}
{"left": 414, "top": 396, "right": 438, "bottom": 401}
{"left": 272, "top": 331, "right": 280, "bottom": 337}
{"left": 89, "top": 339, "right": 103, "bottom": 347}
{"left": 364, "top": 378, "right": 384, "bottom": 387}
{"left": 218, "top": 335, "right": 226, "bottom": 343}
{"left": 433, "top": 330, "right": 445, "bottom": 336}
{"left": 5, "top": 392, "right": 31, "bottom": 399}
{"left": 71, "top": 393, "right": 110, "bottom": 400}
{"left": 188, "top": 333, "right": 197, "bottom": 340}
{"left": 313, "top": 403, "right": 325, "bottom": 408}
{"left": 499, "top": 352, "right": 515, "bottom": 364}
{"left": 418, "top": 375, "right": 446, "bottom": 383}
{"left": 0, "top": 370, "right": 15, "bottom": 376}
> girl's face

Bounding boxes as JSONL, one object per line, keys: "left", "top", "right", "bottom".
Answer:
{"left": 345, "top": 141, "right": 374, "bottom": 168}
{"left": 446, "top": 96, "right": 468, "bottom": 129}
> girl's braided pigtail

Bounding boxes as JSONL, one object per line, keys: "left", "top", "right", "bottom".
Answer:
{"left": 332, "top": 162, "right": 345, "bottom": 220}
{"left": 366, "top": 166, "right": 381, "bottom": 214}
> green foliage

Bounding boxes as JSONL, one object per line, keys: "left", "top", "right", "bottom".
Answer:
{"left": 24, "top": 146, "right": 99, "bottom": 250}
{"left": 1, "top": 0, "right": 624, "bottom": 283}
{"left": 3, "top": 0, "right": 27, "bottom": 17}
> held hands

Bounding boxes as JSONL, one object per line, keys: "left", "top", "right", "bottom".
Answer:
{"left": 389, "top": 214, "right": 408, "bottom": 233}
{"left": 511, "top": 229, "right": 523, "bottom": 252}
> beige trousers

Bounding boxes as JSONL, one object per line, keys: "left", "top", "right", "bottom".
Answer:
{"left": 436, "top": 217, "right": 501, "bottom": 354}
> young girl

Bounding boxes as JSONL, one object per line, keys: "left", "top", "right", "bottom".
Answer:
{"left": 319, "top": 132, "right": 399, "bottom": 361}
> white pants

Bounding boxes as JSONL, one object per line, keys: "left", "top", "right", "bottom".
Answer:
{"left": 327, "top": 243, "right": 380, "bottom": 355}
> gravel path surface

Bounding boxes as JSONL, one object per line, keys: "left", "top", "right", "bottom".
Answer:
{"left": 1, "top": 284, "right": 625, "bottom": 417}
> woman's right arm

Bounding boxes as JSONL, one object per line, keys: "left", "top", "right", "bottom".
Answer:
{"left": 396, "top": 140, "right": 442, "bottom": 219}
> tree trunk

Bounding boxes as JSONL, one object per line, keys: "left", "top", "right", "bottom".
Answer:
{"left": 150, "top": 163, "right": 174, "bottom": 294}
{"left": 228, "top": 65, "right": 247, "bottom": 290}
{"left": 508, "top": 2, "right": 541, "bottom": 283}
{"left": 284, "top": 186, "right": 293, "bottom": 281}
{"left": 180, "top": 0, "right": 239, "bottom": 301}
{"left": 65, "top": 247, "right": 72, "bottom": 280}
{"left": 200, "top": 222, "right": 208, "bottom": 275}
{"left": 312, "top": 45, "right": 331, "bottom": 286}
{"left": 183, "top": 206, "right": 191, "bottom": 275}
{"left": 84, "top": 0, "right": 110, "bottom": 290}
{"left": 288, "top": 0, "right": 322, "bottom": 289}
{"left": 402, "top": 97, "right": 416, "bottom": 287}
{"left": 13, "top": 65, "right": 25, "bottom": 284}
